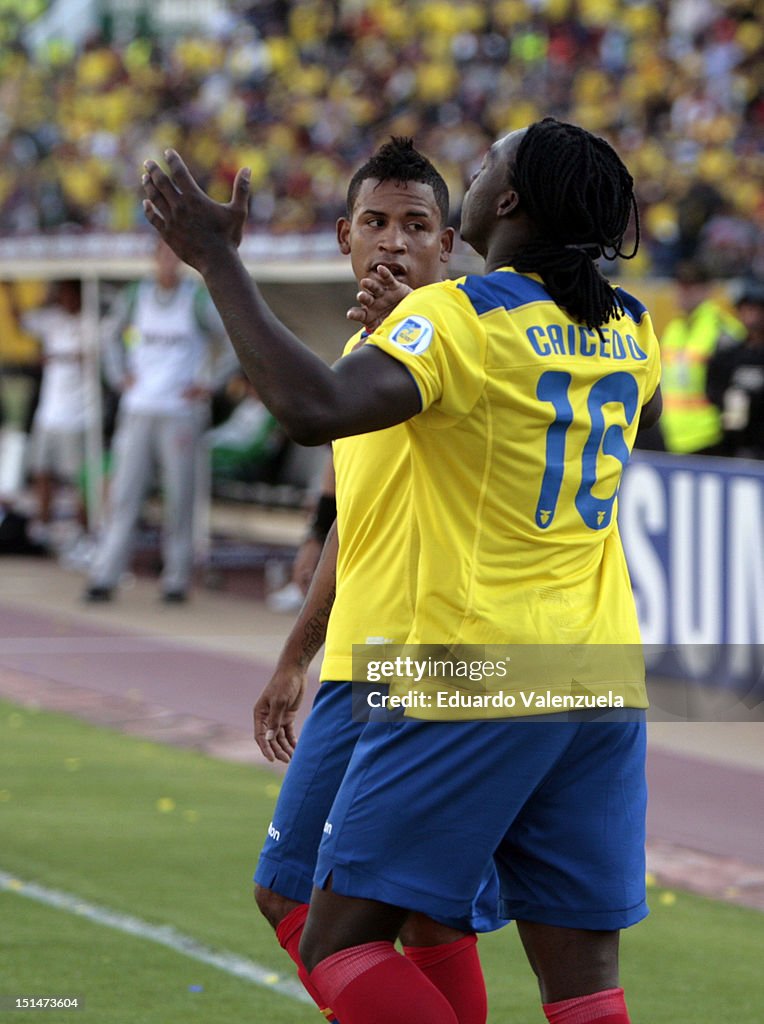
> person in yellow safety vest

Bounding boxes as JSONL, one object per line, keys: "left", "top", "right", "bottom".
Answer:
{"left": 660, "top": 260, "right": 745, "bottom": 455}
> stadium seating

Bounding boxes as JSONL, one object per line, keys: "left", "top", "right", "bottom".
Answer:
{"left": 1, "top": 0, "right": 762, "bottom": 279}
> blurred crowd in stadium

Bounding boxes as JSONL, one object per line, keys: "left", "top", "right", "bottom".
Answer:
{"left": 1, "top": 0, "right": 763, "bottom": 280}
{"left": 1, "top": 0, "right": 763, "bottom": 581}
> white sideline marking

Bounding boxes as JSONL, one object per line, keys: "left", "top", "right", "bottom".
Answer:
{"left": 0, "top": 870, "right": 310, "bottom": 1005}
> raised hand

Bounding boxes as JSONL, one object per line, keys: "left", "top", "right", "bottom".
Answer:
{"left": 142, "top": 150, "right": 250, "bottom": 275}
{"left": 347, "top": 264, "right": 413, "bottom": 332}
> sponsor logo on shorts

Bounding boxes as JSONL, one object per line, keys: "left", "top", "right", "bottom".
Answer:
{"left": 323, "top": 821, "right": 333, "bottom": 836}
{"left": 390, "top": 316, "right": 434, "bottom": 355}
{"left": 267, "top": 821, "right": 281, "bottom": 841}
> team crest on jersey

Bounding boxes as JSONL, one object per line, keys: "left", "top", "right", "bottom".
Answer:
{"left": 390, "top": 316, "right": 434, "bottom": 355}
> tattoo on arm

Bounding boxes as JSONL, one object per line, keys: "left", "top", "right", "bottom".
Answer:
{"left": 298, "top": 583, "right": 336, "bottom": 667}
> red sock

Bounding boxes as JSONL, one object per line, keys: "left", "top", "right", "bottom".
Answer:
{"left": 403, "top": 934, "right": 487, "bottom": 1024}
{"left": 275, "top": 903, "right": 336, "bottom": 1021}
{"left": 543, "top": 987, "right": 630, "bottom": 1024}
{"left": 311, "top": 941, "right": 459, "bottom": 1024}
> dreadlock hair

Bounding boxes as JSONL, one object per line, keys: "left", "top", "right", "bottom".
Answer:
{"left": 346, "top": 137, "right": 450, "bottom": 227}
{"left": 510, "top": 118, "right": 640, "bottom": 330}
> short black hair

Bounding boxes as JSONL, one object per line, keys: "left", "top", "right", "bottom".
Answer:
{"left": 346, "top": 137, "right": 450, "bottom": 226}
{"left": 510, "top": 118, "right": 639, "bottom": 329}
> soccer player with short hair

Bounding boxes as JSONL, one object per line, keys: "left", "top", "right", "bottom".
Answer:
{"left": 143, "top": 116, "right": 662, "bottom": 1024}
{"left": 250, "top": 137, "right": 502, "bottom": 1024}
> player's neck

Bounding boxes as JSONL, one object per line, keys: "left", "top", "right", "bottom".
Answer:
{"left": 484, "top": 246, "right": 523, "bottom": 274}
{"left": 483, "top": 222, "right": 537, "bottom": 274}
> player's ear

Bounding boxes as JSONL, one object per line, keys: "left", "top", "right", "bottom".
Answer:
{"left": 337, "top": 217, "right": 351, "bottom": 255}
{"left": 496, "top": 189, "right": 520, "bottom": 218}
{"left": 440, "top": 226, "right": 456, "bottom": 263}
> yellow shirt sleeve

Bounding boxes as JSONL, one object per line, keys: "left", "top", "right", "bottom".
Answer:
{"left": 365, "top": 280, "right": 487, "bottom": 422}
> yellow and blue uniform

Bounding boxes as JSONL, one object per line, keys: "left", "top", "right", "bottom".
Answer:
{"left": 315, "top": 269, "right": 660, "bottom": 930}
{"left": 369, "top": 269, "right": 659, "bottom": 708}
{"left": 255, "top": 331, "right": 504, "bottom": 933}
{"left": 321, "top": 338, "right": 418, "bottom": 680}
{"left": 255, "top": 331, "right": 414, "bottom": 901}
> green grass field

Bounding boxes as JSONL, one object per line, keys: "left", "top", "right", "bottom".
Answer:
{"left": 1, "top": 699, "right": 761, "bottom": 1023}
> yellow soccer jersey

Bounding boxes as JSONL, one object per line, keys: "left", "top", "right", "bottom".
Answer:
{"left": 320, "top": 333, "right": 417, "bottom": 681}
{"left": 365, "top": 268, "right": 661, "bottom": 715}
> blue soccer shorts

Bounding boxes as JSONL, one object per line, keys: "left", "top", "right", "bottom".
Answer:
{"left": 254, "top": 681, "right": 361, "bottom": 906}
{"left": 254, "top": 680, "right": 506, "bottom": 932}
{"left": 315, "top": 711, "right": 648, "bottom": 932}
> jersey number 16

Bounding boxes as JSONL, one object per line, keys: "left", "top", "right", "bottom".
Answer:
{"left": 535, "top": 370, "right": 639, "bottom": 531}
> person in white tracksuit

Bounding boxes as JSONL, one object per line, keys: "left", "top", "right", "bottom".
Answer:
{"left": 84, "top": 240, "right": 234, "bottom": 603}
{"left": 21, "top": 280, "right": 91, "bottom": 533}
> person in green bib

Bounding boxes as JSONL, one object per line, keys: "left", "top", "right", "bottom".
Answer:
{"left": 660, "top": 260, "right": 744, "bottom": 455}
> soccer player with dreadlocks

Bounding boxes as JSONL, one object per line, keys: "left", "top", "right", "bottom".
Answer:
{"left": 143, "top": 117, "right": 662, "bottom": 1024}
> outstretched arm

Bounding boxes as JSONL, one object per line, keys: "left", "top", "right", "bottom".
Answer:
{"left": 142, "top": 152, "right": 420, "bottom": 445}
{"left": 254, "top": 522, "right": 339, "bottom": 763}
